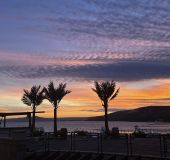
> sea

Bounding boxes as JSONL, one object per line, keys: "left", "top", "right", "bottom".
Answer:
{"left": 3, "top": 120, "right": 170, "bottom": 134}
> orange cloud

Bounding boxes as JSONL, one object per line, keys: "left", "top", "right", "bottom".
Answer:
{"left": 0, "top": 79, "right": 170, "bottom": 117}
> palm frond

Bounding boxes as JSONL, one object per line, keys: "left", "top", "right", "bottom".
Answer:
{"left": 45, "top": 81, "right": 71, "bottom": 108}
{"left": 92, "top": 80, "right": 119, "bottom": 104}
{"left": 110, "top": 88, "right": 119, "bottom": 101}
{"left": 92, "top": 81, "right": 105, "bottom": 101}
{"left": 21, "top": 85, "right": 44, "bottom": 107}
{"left": 57, "top": 83, "right": 71, "bottom": 103}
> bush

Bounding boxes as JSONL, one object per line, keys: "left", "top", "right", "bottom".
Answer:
{"left": 75, "top": 130, "right": 89, "bottom": 136}
{"left": 132, "top": 125, "right": 146, "bottom": 138}
{"left": 55, "top": 128, "right": 68, "bottom": 138}
{"left": 111, "top": 127, "right": 120, "bottom": 136}
{"left": 32, "top": 127, "right": 44, "bottom": 137}
{"left": 132, "top": 130, "right": 146, "bottom": 138}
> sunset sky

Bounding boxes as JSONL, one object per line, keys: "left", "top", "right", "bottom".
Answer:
{"left": 0, "top": 0, "right": 170, "bottom": 118}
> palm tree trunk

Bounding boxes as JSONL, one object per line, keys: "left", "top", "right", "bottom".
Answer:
{"left": 54, "top": 106, "right": 57, "bottom": 133}
{"left": 104, "top": 103, "right": 110, "bottom": 135}
{"left": 32, "top": 105, "right": 36, "bottom": 131}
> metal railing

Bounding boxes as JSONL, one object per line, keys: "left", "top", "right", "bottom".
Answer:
{"left": 27, "top": 132, "right": 170, "bottom": 158}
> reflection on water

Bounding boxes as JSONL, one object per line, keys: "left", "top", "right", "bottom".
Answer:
{"left": 3, "top": 121, "right": 170, "bottom": 133}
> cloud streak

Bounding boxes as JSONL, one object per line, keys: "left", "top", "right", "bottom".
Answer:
{"left": 80, "top": 108, "right": 125, "bottom": 113}
{"left": 0, "top": 58, "right": 170, "bottom": 81}
{"left": 1, "top": 0, "right": 170, "bottom": 82}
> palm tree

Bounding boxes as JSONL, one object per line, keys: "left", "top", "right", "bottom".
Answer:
{"left": 44, "top": 81, "right": 71, "bottom": 133}
{"left": 92, "top": 81, "right": 119, "bottom": 135}
{"left": 21, "top": 85, "right": 44, "bottom": 130}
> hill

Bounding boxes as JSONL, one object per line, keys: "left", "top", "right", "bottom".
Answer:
{"left": 87, "top": 106, "right": 170, "bottom": 122}
{"left": 7, "top": 117, "right": 86, "bottom": 122}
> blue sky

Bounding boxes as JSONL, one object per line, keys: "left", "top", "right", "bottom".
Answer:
{"left": 0, "top": 0, "right": 170, "bottom": 117}
{"left": 0, "top": 0, "right": 170, "bottom": 81}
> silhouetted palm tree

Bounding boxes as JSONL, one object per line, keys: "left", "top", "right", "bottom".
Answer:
{"left": 44, "top": 81, "right": 71, "bottom": 133}
{"left": 92, "top": 81, "right": 119, "bottom": 135}
{"left": 21, "top": 85, "right": 44, "bottom": 130}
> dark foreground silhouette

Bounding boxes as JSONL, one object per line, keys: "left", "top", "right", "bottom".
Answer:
{"left": 25, "top": 151, "right": 169, "bottom": 160}
{"left": 88, "top": 106, "right": 170, "bottom": 122}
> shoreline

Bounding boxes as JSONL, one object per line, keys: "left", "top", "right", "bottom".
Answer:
{"left": 3, "top": 121, "right": 170, "bottom": 134}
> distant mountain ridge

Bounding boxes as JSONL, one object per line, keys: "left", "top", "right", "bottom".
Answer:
{"left": 87, "top": 106, "right": 170, "bottom": 122}
{"left": 7, "top": 117, "right": 86, "bottom": 122}
{"left": 7, "top": 106, "right": 170, "bottom": 122}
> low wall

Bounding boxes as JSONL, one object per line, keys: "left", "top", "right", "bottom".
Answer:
{"left": 0, "top": 138, "right": 16, "bottom": 160}
{"left": 0, "top": 127, "right": 31, "bottom": 138}
{"left": 0, "top": 129, "right": 28, "bottom": 160}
